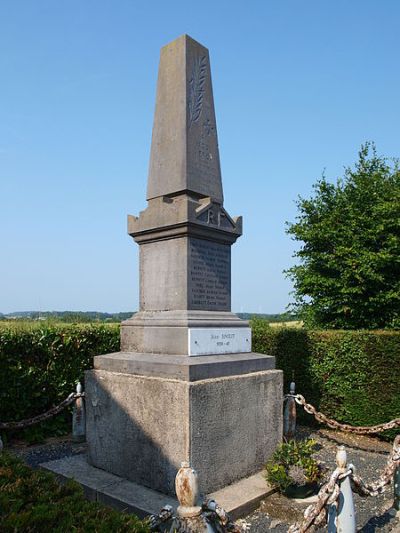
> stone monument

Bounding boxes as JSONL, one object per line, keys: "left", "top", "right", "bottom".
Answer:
{"left": 85, "top": 34, "right": 282, "bottom": 497}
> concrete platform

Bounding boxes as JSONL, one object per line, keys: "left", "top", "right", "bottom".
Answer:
{"left": 40, "top": 454, "right": 275, "bottom": 520}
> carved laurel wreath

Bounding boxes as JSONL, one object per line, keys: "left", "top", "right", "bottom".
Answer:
{"left": 188, "top": 55, "right": 207, "bottom": 127}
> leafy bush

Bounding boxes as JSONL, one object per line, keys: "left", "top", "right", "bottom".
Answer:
{"left": 285, "top": 143, "right": 400, "bottom": 329}
{"left": 0, "top": 322, "right": 119, "bottom": 442}
{"left": 252, "top": 320, "right": 400, "bottom": 436}
{"left": 265, "top": 439, "right": 322, "bottom": 492}
{"left": 0, "top": 452, "right": 149, "bottom": 532}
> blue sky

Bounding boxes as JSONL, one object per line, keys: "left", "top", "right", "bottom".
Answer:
{"left": 1, "top": 1, "right": 399, "bottom": 314}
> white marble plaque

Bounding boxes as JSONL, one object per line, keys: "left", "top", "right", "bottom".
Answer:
{"left": 188, "top": 328, "right": 252, "bottom": 356}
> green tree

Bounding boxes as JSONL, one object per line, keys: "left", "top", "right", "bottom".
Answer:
{"left": 286, "top": 143, "right": 400, "bottom": 329}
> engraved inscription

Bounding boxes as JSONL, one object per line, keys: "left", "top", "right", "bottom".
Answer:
{"left": 188, "top": 55, "right": 207, "bottom": 126}
{"left": 198, "top": 117, "right": 217, "bottom": 186}
{"left": 197, "top": 204, "right": 235, "bottom": 230}
{"left": 188, "top": 238, "right": 230, "bottom": 311}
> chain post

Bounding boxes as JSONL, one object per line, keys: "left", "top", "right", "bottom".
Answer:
{"left": 283, "top": 381, "right": 296, "bottom": 440}
{"left": 394, "top": 465, "right": 400, "bottom": 511}
{"left": 72, "top": 382, "right": 86, "bottom": 442}
{"left": 334, "top": 446, "right": 356, "bottom": 533}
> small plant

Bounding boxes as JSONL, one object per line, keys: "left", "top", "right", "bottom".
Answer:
{"left": 265, "top": 439, "right": 323, "bottom": 497}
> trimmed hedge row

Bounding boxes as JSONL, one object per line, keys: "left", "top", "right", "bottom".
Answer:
{"left": 252, "top": 320, "right": 400, "bottom": 433}
{"left": 0, "top": 323, "right": 119, "bottom": 441}
{"left": 1, "top": 321, "right": 399, "bottom": 440}
{"left": 0, "top": 452, "right": 149, "bottom": 531}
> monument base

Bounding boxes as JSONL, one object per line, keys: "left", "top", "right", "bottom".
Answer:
{"left": 40, "top": 454, "right": 275, "bottom": 520}
{"left": 85, "top": 357, "right": 282, "bottom": 496}
{"left": 120, "top": 310, "right": 249, "bottom": 355}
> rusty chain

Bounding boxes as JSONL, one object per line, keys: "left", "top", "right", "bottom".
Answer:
{"left": 149, "top": 500, "right": 241, "bottom": 532}
{"left": 287, "top": 393, "right": 400, "bottom": 434}
{"left": 0, "top": 392, "right": 85, "bottom": 430}
{"left": 288, "top": 435, "right": 400, "bottom": 532}
{"left": 288, "top": 467, "right": 351, "bottom": 533}
{"left": 350, "top": 434, "right": 400, "bottom": 497}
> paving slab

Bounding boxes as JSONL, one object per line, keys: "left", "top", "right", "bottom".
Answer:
{"left": 208, "top": 471, "right": 275, "bottom": 520}
{"left": 40, "top": 454, "right": 274, "bottom": 520}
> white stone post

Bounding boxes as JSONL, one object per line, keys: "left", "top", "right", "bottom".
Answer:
{"left": 335, "top": 446, "right": 356, "bottom": 533}
{"left": 72, "top": 382, "right": 86, "bottom": 442}
{"left": 175, "top": 461, "right": 202, "bottom": 518}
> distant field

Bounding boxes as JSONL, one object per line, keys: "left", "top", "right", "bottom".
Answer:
{"left": 269, "top": 320, "right": 303, "bottom": 328}
{"left": 0, "top": 320, "right": 118, "bottom": 330}
{"left": 0, "top": 318, "right": 304, "bottom": 330}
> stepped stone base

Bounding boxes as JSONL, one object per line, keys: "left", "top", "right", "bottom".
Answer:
{"left": 85, "top": 361, "right": 282, "bottom": 496}
{"left": 40, "top": 454, "right": 275, "bottom": 520}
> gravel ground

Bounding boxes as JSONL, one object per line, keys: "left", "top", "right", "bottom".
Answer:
{"left": 7, "top": 427, "right": 400, "bottom": 532}
{"left": 10, "top": 436, "right": 87, "bottom": 468}
{"left": 240, "top": 427, "right": 400, "bottom": 533}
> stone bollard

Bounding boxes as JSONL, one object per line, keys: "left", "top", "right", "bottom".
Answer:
{"left": 394, "top": 466, "right": 400, "bottom": 511}
{"left": 174, "top": 462, "right": 215, "bottom": 532}
{"left": 283, "top": 381, "right": 296, "bottom": 440}
{"left": 149, "top": 462, "right": 240, "bottom": 532}
{"left": 72, "top": 382, "right": 86, "bottom": 443}
{"left": 334, "top": 446, "right": 356, "bottom": 533}
{"left": 176, "top": 462, "right": 202, "bottom": 518}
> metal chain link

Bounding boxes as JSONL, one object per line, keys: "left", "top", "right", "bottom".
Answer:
{"left": 0, "top": 392, "right": 85, "bottom": 430}
{"left": 290, "top": 394, "right": 400, "bottom": 434}
{"left": 288, "top": 435, "right": 400, "bottom": 532}
{"left": 350, "top": 435, "right": 400, "bottom": 497}
{"left": 288, "top": 468, "right": 351, "bottom": 533}
{"left": 149, "top": 501, "right": 241, "bottom": 532}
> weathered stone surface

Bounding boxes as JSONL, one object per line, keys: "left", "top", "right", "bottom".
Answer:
{"left": 207, "top": 471, "right": 275, "bottom": 520}
{"left": 189, "top": 370, "right": 283, "bottom": 493}
{"left": 140, "top": 238, "right": 188, "bottom": 311}
{"left": 94, "top": 351, "right": 275, "bottom": 381}
{"left": 40, "top": 454, "right": 177, "bottom": 518}
{"left": 86, "top": 368, "right": 283, "bottom": 495}
{"left": 147, "top": 34, "right": 223, "bottom": 203}
{"left": 39, "top": 454, "right": 122, "bottom": 502}
{"left": 128, "top": 195, "right": 242, "bottom": 245}
{"left": 86, "top": 370, "right": 189, "bottom": 494}
{"left": 120, "top": 310, "right": 248, "bottom": 354}
{"left": 138, "top": 236, "right": 231, "bottom": 312}
{"left": 41, "top": 454, "right": 274, "bottom": 520}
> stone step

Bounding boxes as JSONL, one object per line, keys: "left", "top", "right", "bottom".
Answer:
{"left": 40, "top": 454, "right": 275, "bottom": 520}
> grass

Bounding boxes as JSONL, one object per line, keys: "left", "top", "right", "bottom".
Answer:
{"left": 0, "top": 452, "right": 150, "bottom": 532}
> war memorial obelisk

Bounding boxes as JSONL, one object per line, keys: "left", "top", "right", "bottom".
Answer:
{"left": 86, "top": 34, "right": 282, "bottom": 496}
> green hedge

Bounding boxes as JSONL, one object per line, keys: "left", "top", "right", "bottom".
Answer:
{"left": 0, "top": 452, "right": 149, "bottom": 532}
{"left": 252, "top": 320, "right": 400, "bottom": 434}
{"left": 0, "top": 323, "right": 119, "bottom": 441}
{"left": 1, "top": 321, "right": 399, "bottom": 441}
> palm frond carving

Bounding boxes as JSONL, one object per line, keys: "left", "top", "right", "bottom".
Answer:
{"left": 188, "top": 55, "right": 207, "bottom": 127}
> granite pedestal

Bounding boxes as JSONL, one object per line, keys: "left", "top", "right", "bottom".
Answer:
{"left": 86, "top": 363, "right": 282, "bottom": 495}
